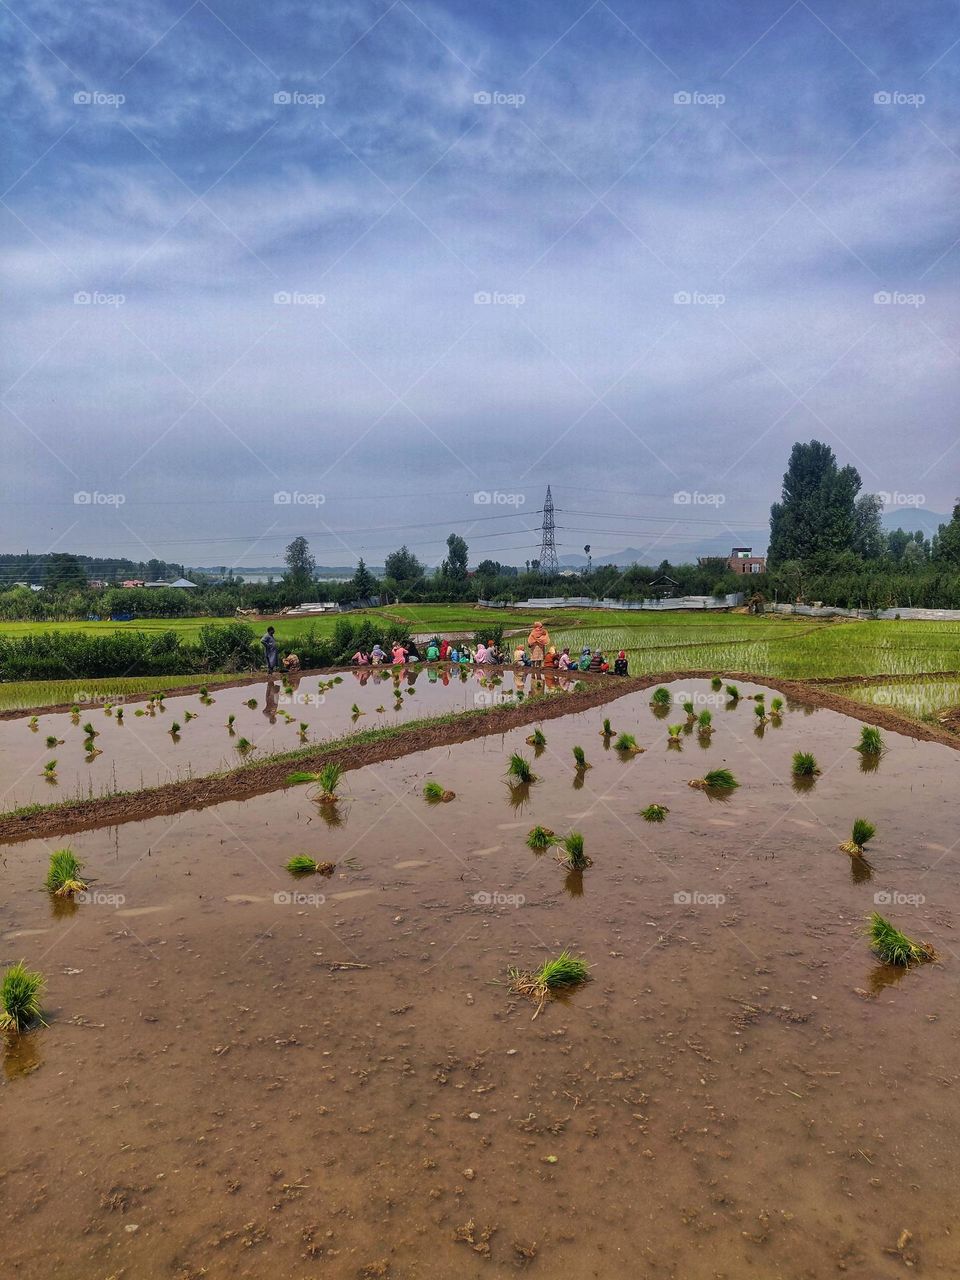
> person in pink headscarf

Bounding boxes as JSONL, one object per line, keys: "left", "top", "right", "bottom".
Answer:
{"left": 527, "top": 621, "right": 550, "bottom": 668}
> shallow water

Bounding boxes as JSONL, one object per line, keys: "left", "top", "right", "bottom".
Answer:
{"left": 0, "top": 665, "right": 581, "bottom": 812}
{"left": 833, "top": 678, "right": 960, "bottom": 721}
{"left": 1, "top": 680, "right": 959, "bottom": 1278}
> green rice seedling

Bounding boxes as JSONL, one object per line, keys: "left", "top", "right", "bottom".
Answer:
{"left": 199, "top": 685, "right": 208, "bottom": 697}
{"left": 856, "top": 726, "right": 884, "bottom": 756}
{"left": 70, "top": 704, "right": 80, "bottom": 717}
{"left": 697, "top": 709, "right": 713, "bottom": 735}
{"left": 651, "top": 687, "right": 671, "bottom": 707}
{"left": 351, "top": 703, "right": 364, "bottom": 717}
{"left": 866, "top": 912, "right": 934, "bottom": 966}
{"left": 725, "top": 685, "right": 740, "bottom": 701}
{"left": 226, "top": 713, "right": 236, "bottom": 729}
{"left": 572, "top": 745, "right": 590, "bottom": 769}
{"left": 840, "top": 818, "right": 875, "bottom": 856}
{"left": 667, "top": 723, "right": 684, "bottom": 741}
{"left": 508, "top": 950, "right": 590, "bottom": 1017}
{"left": 28, "top": 716, "right": 39, "bottom": 730}
{"left": 792, "top": 751, "right": 820, "bottom": 777}
{"left": 45, "top": 735, "right": 62, "bottom": 748}
{"left": 0, "top": 963, "right": 46, "bottom": 1033}
{"left": 423, "top": 780, "right": 456, "bottom": 803}
{"left": 245, "top": 698, "right": 258, "bottom": 709}
{"left": 134, "top": 708, "right": 146, "bottom": 717}
{"left": 115, "top": 707, "right": 123, "bottom": 721}
{"left": 557, "top": 831, "right": 592, "bottom": 870}
{"left": 711, "top": 676, "right": 723, "bottom": 691}
{"left": 235, "top": 736, "right": 253, "bottom": 752}
{"left": 156, "top": 692, "right": 165, "bottom": 704}
{"left": 507, "top": 752, "right": 536, "bottom": 784}
{"left": 333, "top": 676, "right": 343, "bottom": 685}
{"left": 689, "top": 768, "right": 739, "bottom": 791}
{"left": 285, "top": 854, "right": 335, "bottom": 876}
{"left": 526, "top": 728, "right": 547, "bottom": 747}
{"left": 613, "top": 732, "right": 643, "bottom": 754}
{"left": 641, "top": 803, "right": 668, "bottom": 822}
{"left": 600, "top": 718, "right": 613, "bottom": 737}
{"left": 770, "top": 697, "right": 784, "bottom": 716}
{"left": 526, "top": 825, "right": 556, "bottom": 851}
{"left": 169, "top": 721, "right": 181, "bottom": 736}
{"left": 82, "top": 722, "right": 98, "bottom": 738}
{"left": 42, "top": 759, "right": 57, "bottom": 778}
{"left": 299, "top": 720, "right": 309, "bottom": 735}
{"left": 753, "top": 692, "right": 765, "bottom": 701}
{"left": 682, "top": 700, "right": 695, "bottom": 720}
{"left": 754, "top": 703, "right": 767, "bottom": 722}
{"left": 375, "top": 705, "right": 385, "bottom": 713}
{"left": 183, "top": 710, "right": 197, "bottom": 722}
{"left": 45, "top": 847, "right": 87, "bottom": 896}
{"left": 311, "top": 761, "right": 344, "bottom": 802}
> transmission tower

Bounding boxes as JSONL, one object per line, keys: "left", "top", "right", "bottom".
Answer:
{"left": 538, "top": 485, "right": 559, "bottom": 574}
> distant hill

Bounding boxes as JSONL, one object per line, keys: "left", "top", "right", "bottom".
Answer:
{"left": 880, "top": 507, "right": 948, "bottom": 539}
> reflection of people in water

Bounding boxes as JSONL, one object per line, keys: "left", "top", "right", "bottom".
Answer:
{"left": 263, "top": 678, "right": 280, "bottom": 723}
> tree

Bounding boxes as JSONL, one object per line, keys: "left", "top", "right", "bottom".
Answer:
{"left": 44, "top": 553, "right": 86, "bottom": 590}
{"left": 932, "top": 502, "right": 960, "bottom": 566}
{"left": 853, "top": 494, "right": 885, "bottom": 560}
{"left": 350, "top": 558, "right": 376, "bottom": 598}
{"left": 441, "top": 533, "right": 468, "bottom": 581}
{"left": 383, "top": 545, "right": 424, "bottom": 586}
{"left": 768, "top": 440, "right": 862, "bottom": 566}
{"left": 283, "top": 537, "right": 316, "bottom": 590}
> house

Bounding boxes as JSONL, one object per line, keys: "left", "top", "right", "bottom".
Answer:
{"left": 88, "top": 579, "right": 109, "bottom": 589}
{"left": 144, "top": 577, "right": 198, "bottom": 589}
{"left": 648, "top": 574, "right": 681, "bottom": 598}
{"left": 121, "top": 579, "right": 145, "bottom": 588}
{"left": 727, "top": 547, "right": 766, "bottom": 575}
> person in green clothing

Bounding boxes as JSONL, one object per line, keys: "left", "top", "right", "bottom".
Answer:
{"left": 426, "top": 639, "right": 440, "bottom": 661}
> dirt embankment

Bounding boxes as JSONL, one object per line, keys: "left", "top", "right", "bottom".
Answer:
{"left": 1, "top": 670, "right": 957, "bottom": 842}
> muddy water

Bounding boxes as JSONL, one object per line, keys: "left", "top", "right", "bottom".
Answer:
{"left": 2, "top": 680, "right": 959, "bottom": 1279}
{"left": 0, "top": 666, "right": 580, "bottom": 812}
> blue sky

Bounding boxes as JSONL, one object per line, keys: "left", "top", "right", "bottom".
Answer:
{"left": 2, "top": 0, "right": 958, "bottom": 569}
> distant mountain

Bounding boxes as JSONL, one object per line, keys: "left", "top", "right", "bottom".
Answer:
{"left": 880, "top": 507, "right": 948, "bottom": 539}
{"left": 558, "top": 530, "right": 770, "bottom": 568}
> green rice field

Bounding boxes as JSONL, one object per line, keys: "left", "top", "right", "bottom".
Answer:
{"left": 0, "top": 672, "right": 239, "bottom": 712}
{"left": 830, "top": 677, "right": 960, "bottom": 722}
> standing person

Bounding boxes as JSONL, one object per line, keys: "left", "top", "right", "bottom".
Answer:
{"left": 261, "top": 626, "right": 279, "bottom": 674}
{"left": 527, "top": 620, "right": 551, "bottom": 667}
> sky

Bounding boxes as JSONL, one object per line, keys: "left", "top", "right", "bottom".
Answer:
{"left": 2, "top": 0, "right": 958, "bottom": 571}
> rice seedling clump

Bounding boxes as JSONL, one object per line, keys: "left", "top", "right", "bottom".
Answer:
{"left": 45, "top": 847, "right": 87, "bottom": 896}
{"left": 0, "top": 963, "right": 46, "bottom": 1033}
{"left": 423, "top": 780, "right": 456, "bottom": 803}
{"left": 856, "top": 726, "right": 884, "bottom": 756}
{"left": 689, "top": 768, "right": 739, "bottom": 791}
{"left": 840, "top": 818, "right": 875, "bottom": 855}
{"left": 866, "top": 912, "right": 934, "bottom": 966}
{"left": 526, "top": 826, "right": 556, "bottom": 851}
{"left": 641, "top": 803, "right": 668, "bottom": 822}
{"left": 285, "top": 855, "right": 335, "bottom": 876}
{"left": 508, "top": 950, "right": 590, "bottom": 1018}
{"left": 791, "top": 751, "right": 820, "bottom": 777}
{"left": 507, "top": 753, "right": 536, "bottom": 784}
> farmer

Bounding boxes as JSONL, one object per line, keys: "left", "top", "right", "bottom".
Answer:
{"left": 558, "top": 647, "right": 572, "bottom": 670}
{"left": 426, "top": 639, "right": 440, "bottom": 661}
{"left": 391, "top": 641, "right": 408, "bottom": 665}
{"left": 527, "top": 620, "right": 550, "bottom": 667}
{"left": 352, "top": 648, "right": 369, "bottom": 665}
{"left": 370, "top": 643, "right": 387, "bottom": 665}
{"left": 261, "top": 626, "right": 279, "bottom": 674}
{"left": 588, "top": 648, "right": 605, "bottom": 673}
{"left": 614, "top": 650, "right": 628, "bottom": 676}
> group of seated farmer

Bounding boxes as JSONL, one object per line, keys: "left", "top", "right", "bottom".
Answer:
{"left": 348, "top": 620, "right": 630, "bottom": 676}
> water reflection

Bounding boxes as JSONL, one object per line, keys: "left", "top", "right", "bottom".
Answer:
{"left": 867, "top": 962, "right": 909, "bottom": 995}
{"left": 563, "top": 868, "right": 585, "bottom": 898}
{"left": 3, "top": 1030, "right": 43, "bottom": 1081}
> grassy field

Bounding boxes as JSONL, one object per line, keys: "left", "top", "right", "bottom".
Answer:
{"left": 0, "top": 672, "right": 240, "bottom": 712}
{"left": 1, "top": 609, "right": 959, "bottom": 710}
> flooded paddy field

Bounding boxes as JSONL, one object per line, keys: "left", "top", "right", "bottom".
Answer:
{"left": 2, "top": 681, "right": 959, "bottom": 1279}
{"left": 831, "top": 677, "right": 960, "bottom": 724}
{"left": 0, "top": 666, "right": 578, "bottom": 813}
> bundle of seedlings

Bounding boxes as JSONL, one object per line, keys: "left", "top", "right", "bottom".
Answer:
{"left": 650, "top": 687, "right": 672, "bottom": 709}
{"left": 667, "top": 724, "right": 684, "bottom": 746}
{"left": 45, "top": 847, "right": 87, "bottom": 897}
{"left": 82, "top": 722, "right": 99, "bottom": 739}
{"left": 0, "top": 963, "right": 46, "bottom": 1033}
{"left": 115, "top": 707, "right": 123, "bottom": 722}
{"left": 45, "top": 735, "right": 63, "bottom": 749}
{"left": 42, "top": 759, "right": 57, "bottom": 779}
{"left": 423, "top": 780, "right": 456, "bottom": 803}
{"left": 351, "top": 703, "right": 365, "bottom": 718}
{"left": 682, "top": 700, "right": 696, "bottom": 722}
{"left": 506, "top": 753, "right": 537, "bottom": 784}
{"left": 725, "top": 684, "right": 741, "bottom": 702}
{"left": 169, "top": 721, "right": 181, "bottom": 737}
{"left": 866, "top": 912, "right": 934, "bottom": 966}
{"left": 526, "top": 728, "right": 547, "bottom": 748}
{"left": 613, "top": 732, "right": 644, "bottom": 755}
{"left": 770, "top": 697, "right": 784, "bottom": 718}
{"left": 855, "top": 726, "right": 884, "bottom": 756}
{"left": 711, "top": 676, "right": 723, "bottom": 691}
{"left": 556, "top": 831, "right": 592, "bottom": 870}
{"left": 754, "top": 703, "right": 768, "bottom": 724}
{"left": 697, "top": 709, "right": 713, "bottom": 737}
{"left": 245, "top": 697, "right": 258, "bottom": 709}
{"left": 689, "top": 768, "right": 739, "bottom": 792}
{"left": 226, "top": 713, "right": 236, "bottom": 730}
{"left": 840, "top": 818, "right": 875, "bottom": 856}
{"left": 287, "top": 761, "right": 344, "bottom": 803}
{"left": 28, "top": 716, "right": 39, "bottom": 730}
{"left": 526, "top": 826, "right": 556, "bottom": 851}
{"left": 791, "top": 752, "right": 821, "bottom": 778}
{"left": 508, "top": 951, "right": 590, "bottom": 1019}
{"left": 299, "top": 722, "right": 309, "bottom": 740}
{"left": 183, "top": 710, "right": 197, "bottom": 722}
{"left": 235, "top": 736, "right": 254, "bottom": 753}
{"left": 600, "top": 718, "right": 614, "bottom": 738}
{"left": 640, "top": 803, "right": 669, "bottom": 822}
{"left": 285, "top": 854, "right": 335, "bottom": 876}
{"left": 572, "top": 745, "right": 590, "bottom": 770}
